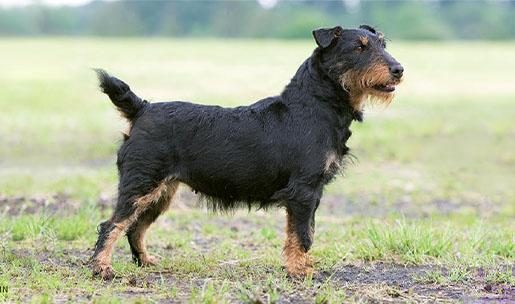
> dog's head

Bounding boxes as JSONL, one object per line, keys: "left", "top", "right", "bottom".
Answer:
{"left": 312, "top": 25, "right": 403, "bottom": 110}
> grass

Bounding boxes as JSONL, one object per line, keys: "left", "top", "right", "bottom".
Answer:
{"left": 0, "top": 38, "right": 514, "bottom": 302}
{"left": 1, "top": 209, "right": 513, "bottom": 302}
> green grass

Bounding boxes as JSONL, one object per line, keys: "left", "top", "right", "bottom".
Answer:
{"left": 485, "top": 267, "right": 515, "bottom": 285}
{"left": 1, "top": 38, "right": 514, "bottom": 302}
{"left": 0, "top": 203, "right": 101, "bottom": 242}
{"left": 1, "top": 210, "right": 513, "bottom": 302}
{"left": 1, "top": 39, "right": 514, "bottom": 209}
{"left": 414, "top": 270, "right": 445, "bottom": 284}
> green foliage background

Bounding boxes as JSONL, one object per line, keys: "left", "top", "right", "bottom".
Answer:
{"left": 1, "top": 0, "right": 515, "bottom": 40}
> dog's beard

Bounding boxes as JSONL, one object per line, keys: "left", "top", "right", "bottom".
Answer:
{"left": 339, "top": 65, "right": 400, "bottom": 110}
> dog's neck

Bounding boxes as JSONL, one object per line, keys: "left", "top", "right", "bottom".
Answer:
{"left": 281, "top": 53, "right": 363, "bottom": 122}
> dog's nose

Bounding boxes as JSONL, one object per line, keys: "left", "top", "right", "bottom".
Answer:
{"left": 390, "top": 64, "right": 404, "bottom": 79}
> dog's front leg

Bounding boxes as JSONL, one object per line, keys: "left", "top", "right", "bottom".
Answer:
{"left": 283, "top": 201, "right": 317, "bottom": 277}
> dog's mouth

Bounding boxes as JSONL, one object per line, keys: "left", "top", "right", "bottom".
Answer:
{"left": 372, "top": 83, "right": 397, "bottom": 93}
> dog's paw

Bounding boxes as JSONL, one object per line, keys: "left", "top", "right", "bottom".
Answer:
{"left": 286, "top": 264, "right": 314, "bottom": 278}
{"left": 134, "top": 253, "right": 159, "bottom": 267}
{"left": 92, "top": 263, "right": 115, "bottom": 281}
{"left": 285, "top": 253, "right": 314, "bottom": 278}
{"left": 140, "top": 254, "right": 158, "bottom": 267}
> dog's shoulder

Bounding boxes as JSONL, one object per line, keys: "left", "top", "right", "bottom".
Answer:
{"left": 245, "top": 96, "right": 290, "bottom": 121}
{"left": 249, "top": 96, "right": 286, "bottom": 111}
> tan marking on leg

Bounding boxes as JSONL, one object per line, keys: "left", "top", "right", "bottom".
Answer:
{"left": 92, "top": 219, "right": 130, "bottom": 280}
{"left": 283, "top": 210, "right": 313, "bottom": 277}
{"left": 134, "top": 180, "right": 170, "bottom": 208}
{"left": 93, "top": 179, "right": 178, "bottom": 278}
{"left": 130, "top": 181, "right": 179, "bottom": 266}
{"left": 131, "top": 222, "right": 153, "bottom": 265}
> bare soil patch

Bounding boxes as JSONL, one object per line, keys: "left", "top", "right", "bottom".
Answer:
{"left": 328, "top": 263, "right": 514, "bottom": 303}
{"left": 8, "top": 243, "right": 514, "bottom": 303}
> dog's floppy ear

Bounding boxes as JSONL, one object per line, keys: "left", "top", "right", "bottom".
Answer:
{"left": 312, "top": 26, "right": 343, "bottom": 48}
{"left": 359, "top": 24, "right": 376, "bottom": 34}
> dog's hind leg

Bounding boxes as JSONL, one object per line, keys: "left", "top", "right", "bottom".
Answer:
{"left": 126, "top": 180, "right": 178, "bottom": 267}
{"left": 91, "top": 177, "right": 173, "bottom": 280}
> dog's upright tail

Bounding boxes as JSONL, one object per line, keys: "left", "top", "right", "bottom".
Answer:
{"left": 94, "top": 69, "right": 148, "bottom": 121}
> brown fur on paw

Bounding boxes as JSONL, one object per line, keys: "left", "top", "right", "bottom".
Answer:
{"left": 287, "top": 266, "right": 314, "bottom": 278}
{"left": 92, "top": 263, "right": 115, "bottom": 281}
{"left": 285, "top": 253, "right": 314, "bottom": 277}
{"left": 283, "top": 211, "right": 315, "bottom": 278}
{"left": 139, "top": 254, "right": 158, "bottom": 267}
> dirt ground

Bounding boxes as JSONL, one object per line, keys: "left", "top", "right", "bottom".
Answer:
{"left": 8, "top": 246, "right": 514, "bottom": 303}
{"left": 2, "top": 192, "right": 514, "bottom": 303}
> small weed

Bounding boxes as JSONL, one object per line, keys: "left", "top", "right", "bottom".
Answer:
{"left": 414, "top": 270, "right": 445, "bottom": 284}
{"left": 189, "top": 280, "right": 229, "bottom": 304}
{"left": 54, "top": 205, "right": 98, "bottom": 240}
{"left": 355, "top": 220, "right": 452, "bottom": 263}
{"left": 448, "top": 266, "right": 471, "bottom": 283}
{"left": 237, "top": 284, "right": 267, "bottom": 304}
{"left": 485, "top": 267, "right": 515, "bottom": 285}
{"left": 487, "top": 232, "right": 515, "bottom": 258}
{"left": 9, "top": 214, "right": 54, "bottom": 241}
{"left": 315, "top": 282, "right": 346, "bottom": 304}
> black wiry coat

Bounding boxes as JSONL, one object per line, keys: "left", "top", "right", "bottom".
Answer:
{"left": 105, "top": 50, "right": 358, "bottom": 214}
{"left": 92, "top": 25, "right": 404, "bottom": 279}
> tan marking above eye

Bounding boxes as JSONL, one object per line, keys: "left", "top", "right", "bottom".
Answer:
{"left": 359, "top": 36, "right": 369, "bottom": 47}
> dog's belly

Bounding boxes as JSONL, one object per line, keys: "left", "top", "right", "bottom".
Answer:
{"left": 179, "top": 162, "right": 289, "bottom": 203}
{"left": 187, "top": 180, "right": 280, "bottom": 203}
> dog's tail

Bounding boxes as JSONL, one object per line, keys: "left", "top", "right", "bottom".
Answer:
{"left": 94, "top": 69, "right": 148, "bottom": 121}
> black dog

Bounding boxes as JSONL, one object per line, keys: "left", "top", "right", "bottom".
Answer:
{"left": 91, "top": 25, "right": 403, "bottom": 280}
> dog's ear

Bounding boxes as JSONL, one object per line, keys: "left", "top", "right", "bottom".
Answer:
{"left": 312, "top": 26, "right": 343, "bottom": 48}
{"left": 359, "top": 24, "right": 384, "bottom": 39}
{"left": 359, "top": 24, "right": 376, "bottom": 34}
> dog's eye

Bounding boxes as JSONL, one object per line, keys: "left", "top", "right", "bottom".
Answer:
{"left": 356, "top": 44, "right": 365, "bottom": 52}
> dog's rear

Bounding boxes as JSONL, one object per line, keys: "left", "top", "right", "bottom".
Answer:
{"left": 95, "top": 69, "right": 148, "bottom": 122}
{"left": 92, "top": 70, "right": 180, "bottom": 280}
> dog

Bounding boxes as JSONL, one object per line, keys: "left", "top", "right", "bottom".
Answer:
{"left": 90, "top": 25, "right": 403, "bottom": 280}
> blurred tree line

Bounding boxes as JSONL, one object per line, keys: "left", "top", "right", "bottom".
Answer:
{"left": 1, "top": 0, "right": 514, "bottom": 40}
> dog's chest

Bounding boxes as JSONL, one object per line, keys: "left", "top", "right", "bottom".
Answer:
{"left": 324, "top": 150, "right": 341, "bottom": 173}
{"left": 320, "top": 124, "right": 352, "bottom": 182}
{"left": 330, "top": 121, "right": 352, "bottom": 156}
